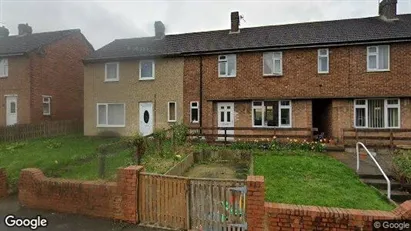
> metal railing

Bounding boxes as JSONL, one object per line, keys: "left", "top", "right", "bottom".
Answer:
{"left": 356, "top": 142, "right": 391, "bottom": 199}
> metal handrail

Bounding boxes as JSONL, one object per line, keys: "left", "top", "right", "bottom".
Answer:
{"left": 356, "top": 142, "right": 391, "bottom": 199}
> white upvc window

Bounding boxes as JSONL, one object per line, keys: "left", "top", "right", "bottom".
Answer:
{"left": 190, "top": 101, "right": 200, "bottom": 123}
{"left": 139, "top": 60, "right": 155, "bottom": 80}
{"left": 168, "top": 101, "right": 177, "bottom": 122}
{"left": 0, "top": 58, "right": 8, "bottom": 78}
{"left": 218, "top": 54, "right": 236, "bottom": 77}
{"left": 263, "top": 52, "right": 283, "bottom": 76}
{"left": 354, "top": 99, "right": 400, "bottom": 128}
{"left": 105, "top": 62, "right": 119, "bottom": 82}
{"left": 97, "top": 103, "right": 126, "bottom": 127}
{"left": 318, "top": 49, "right": 329, "bottom": 74}
{"left": 367, "top": 45, "right": 390, "bottom": 72}
{"left": 42, "top": 96, "right": 51, "bottom": 115}
{"left": 252, "top": 100, "right": 292, "bottom": 128}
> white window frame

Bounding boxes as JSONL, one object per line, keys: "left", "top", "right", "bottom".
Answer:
{"left": 139, "top": 60, "right": 155, "bottom": 80}
{"left": 252, "top": 100, "right": 292, "bottom": 128}
{"left": 263, "top": 52, "right": 283, "bottom": 76}
{"left": 190, "top": 101, "right": 200, "bottom": 123}
{"left": 0, "top": 58, "right": 8, "bottom": 78}
{"left": 354, "top": 99, "right": 400, "bottom": 129}
{"left": 104, "top": 62, "right": 119, "bottom": 82}
{"left": 367, "top": 45, "right": 390, "bottom": 72}
{"left": 317, "top": 49, "right": 329, "bottom": 74}
{"left": 42, "top": 95, "right": 52, "bottom": 116}
{"left": 167, "top": 101, "right": 177, "bottom": 122}
{"left": 218, "top": 54, "right": 236, "bottom": 78}
{"left": 96, "top": 103, "right": 126, "bottom": 128}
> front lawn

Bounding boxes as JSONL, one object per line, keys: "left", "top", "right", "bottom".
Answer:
{"left": 254, "top": 151, "right": 394, "bottom": 210}
{"left": 0, "top": 134, "right": 119, "bottom": 187}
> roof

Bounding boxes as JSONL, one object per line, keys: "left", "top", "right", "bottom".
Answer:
{"left": 0, "top": 29, "right": 90, "bottom": 56}
{"left": 86, "top": 14, "right": 411, "bottom": 62}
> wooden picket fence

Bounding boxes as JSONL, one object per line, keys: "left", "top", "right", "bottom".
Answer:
{"left": 0, "top": 120, "right": 82, "bottom": 142}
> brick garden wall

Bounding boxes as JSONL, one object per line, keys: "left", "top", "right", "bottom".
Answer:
{"left": 18, "top": 166, "right": 143, "bottom": 223}
{"left": 246, "top": 176, "right": 411, "bottom": 231}
{"left": 0, "top": 168, "right": 8, "bottom": 199}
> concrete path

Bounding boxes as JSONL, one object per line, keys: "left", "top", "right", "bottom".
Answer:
{"left": 0, "top": 196, "right": 165, "bottom": 231}
{"left": 329, "top": 151, "right": 393, "bottom": 176}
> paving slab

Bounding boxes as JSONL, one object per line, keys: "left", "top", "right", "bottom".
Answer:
{"left": 0, "top": 195, "right": 165, "bottom": 231}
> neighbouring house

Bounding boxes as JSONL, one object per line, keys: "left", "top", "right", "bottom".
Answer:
{"left": 83, "top": 22, "right": 184, "bottom": 136}
{"left": 0, "top": 24, "right": 93, "bottom": 127}
{"left": 84, "top": 0, "right": 411, "bottom": 147}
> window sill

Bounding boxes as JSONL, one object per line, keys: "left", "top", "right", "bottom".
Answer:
{"left": 97, "top": 125, "right": 126, "bottom": 128}
{"left": 104, "top": 79, "right": 119, "bottom": 82}
{"left": 354, "top": 127, "right": 400, "bottom": 129}
{"left": 252, "top": 126, "right": 292, "bottom": 129}
{"left": 218, "top": 76, "right": 236, "bottom": 78}
{"left": 318, "top": 72, "right": 329, "bottom": 75}
{"left": 191, "top": 121, "right": 199, "bottom": 124}
{"left": 139, "top": 77, "right": 155, "bottom": 81}
{"left": 43, "top": 114, "right": 51, "bottom": 116}
{"left": 168, "top": 120, "right": 177, "bottom": 123}
{"left": 263, "top": 74, "right": 283, "bottom": 77}
{"left": 0, "top": 76, "right": 8, "bottom": 78}
{"left": 366, "top": 69, "right": 390, "bottom": 73}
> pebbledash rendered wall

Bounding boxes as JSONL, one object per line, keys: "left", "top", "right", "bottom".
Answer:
{"left": 246, "top": 176, "right": 411, "bottom": 231}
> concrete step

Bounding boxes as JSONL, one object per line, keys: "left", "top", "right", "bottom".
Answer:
{"left": 359, "top": 174, "right": 395, "bottom": 180}
{"left": 379, "top": 189, "right": 411, "bottom": 203}
{"left": 325, "top": 144, "right": 345, "bottom": 152}
{"left": 361, "top": 178, "right": 402, "bottom": 190}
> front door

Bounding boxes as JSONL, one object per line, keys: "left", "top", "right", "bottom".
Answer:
{"left": 6, "top": 96, "right": 17, "bottom": 126}
{"left": 139, "top": 102, "right": 153, "bottom": 136}
{"left": 217, "top": 102, "right": 234, "bottom": 141}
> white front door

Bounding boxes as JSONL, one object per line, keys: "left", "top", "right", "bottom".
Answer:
{"left": 6, "top": 96, "right": 17, "bottom": 126}
{"left": 217, "top": 102, "right": 234, "bottom": 141}
{"left": 139, "top": 102, "right": 153, "bottom": 136}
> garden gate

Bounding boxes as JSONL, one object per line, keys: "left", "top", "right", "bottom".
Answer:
{"left": 138, "top": 173, "right": 247, "bottom": 230}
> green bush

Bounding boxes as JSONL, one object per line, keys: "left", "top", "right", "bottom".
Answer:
{"left": 392, "top": 151, "right": 411, "bottom": 183}
{"left": 171, "top": 123, "right": 188, "bottom": 145}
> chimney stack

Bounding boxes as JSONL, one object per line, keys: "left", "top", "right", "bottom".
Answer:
{"left": 379, "top": 0, "right": 398, "bottom": 20}
{"left": 154, "top": 21, "right": 165, "bottom": 40}
{"left": 18, "top": 23, "right": 32, "bottom": 36}
{"left": 0, "top": 26, "right": 9, "bottom": 38}
{"left": 230, "top": 11, "right": 240, "bottom": 33}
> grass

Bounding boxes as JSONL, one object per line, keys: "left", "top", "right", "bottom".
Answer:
{"left": 254, "top": 150, "right": 395, "bottom": 211}
{"left": 0, "top": 134, "right": 119, "bottom": 187}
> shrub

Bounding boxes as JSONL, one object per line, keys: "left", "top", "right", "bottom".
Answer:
{"left": 3, "top": 141, "right": 27, "bottom": 152}
{"left": 392, "top": 150, "right": 411, "bottom": 184}
{"left": 43, "top": 139, "right": 62, "bottom": 149}
{"left": 171, "top": 123, "right": 188, "bottom": 145}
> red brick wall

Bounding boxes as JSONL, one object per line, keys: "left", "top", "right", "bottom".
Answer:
{"left": 18, "top": 166, "right": 143, "bottom": 223}
{"left": 30, "top": 32, "right": 92, "bottom": 123}
{"left": 246, "top": 176, "right": 411, "bottom": 231}
{"left": 0, "top": 168, "right": 8, "bottom": 199}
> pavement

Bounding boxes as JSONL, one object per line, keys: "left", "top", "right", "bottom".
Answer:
{"left": 329, "top": 151, "right": 393, "bottom": 176}
{"left": 0, "top": 195, "right": 166, "bottom": 231}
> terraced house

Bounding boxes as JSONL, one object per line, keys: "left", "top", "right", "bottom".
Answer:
{"left": 85, "top": 0, "right": 411, "bottom": 146}
{"left": 0, "top": 24, "right": 92, "bottom": 127}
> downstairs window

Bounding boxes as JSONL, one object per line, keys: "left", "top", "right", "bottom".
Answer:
{"left": 354, "top": 99, "right": 399, "bottom": 128}
{"left": 252, "top": 100, "right": 291, "bottom": 127}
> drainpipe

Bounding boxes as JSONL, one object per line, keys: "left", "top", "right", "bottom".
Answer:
{"left": 199, "top": 56, "right": 203, "bottom": 132}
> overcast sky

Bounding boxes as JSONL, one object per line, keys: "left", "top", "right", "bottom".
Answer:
{"left": 1, "top": 0, "right": 411, "bottom": 49}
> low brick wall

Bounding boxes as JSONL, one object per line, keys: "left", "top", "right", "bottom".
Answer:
{"left": 246, "top": 176, "right": 411, "bottom": 231}
{"left": 18, "top": 166, "right": 143, "bottom": 223}
{"left": 164, "top": 153, "right": 194, "bottom": 176}
{"left": 0, "top": 168, "right": 8, "bottom": 199}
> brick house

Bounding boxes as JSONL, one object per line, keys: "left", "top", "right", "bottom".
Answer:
{"left": 85, "top": 0, "right": 411, "bottom": 145}
{"left": 0, "top": 24, "right": 93, "bottom": 126}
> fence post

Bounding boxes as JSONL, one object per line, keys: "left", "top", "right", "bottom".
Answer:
{"left": 390, "top": 129, "right": 394, "bottom": 150}
{"left": 224, "top": 127, "right": 227, "bottom": 146}
{"left": 355, "top": 129, "right": 358, "bottom": 143}
{"left": 98, "top": 152, "right": 106, "bottom": 178}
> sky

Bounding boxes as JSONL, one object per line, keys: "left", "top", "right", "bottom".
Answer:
{"left": 1, "top": 0, "right": 410, "bottom": 49}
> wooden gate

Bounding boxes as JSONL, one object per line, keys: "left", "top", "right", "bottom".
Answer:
{"left": 189, "top": 178, "right": 247, "bottom": 231}
{"left": 138, "top": 173, "right": 189, "bottom": 230}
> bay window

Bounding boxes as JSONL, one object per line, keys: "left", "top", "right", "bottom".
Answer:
{"left": 252, "top": 100, "right": 291, "bottom": 127}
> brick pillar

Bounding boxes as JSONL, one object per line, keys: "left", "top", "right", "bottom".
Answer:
{"left": 246, "top": 176, "right": 265, "bottom": 231}
{"left": 393, "top": 200, "right": 411, "bottom": 219}
{"left": 0, "top": 168, "right": 7, "bottom": 199}
{"left": 117, "top": 165, "right": 144, "bottom": 223}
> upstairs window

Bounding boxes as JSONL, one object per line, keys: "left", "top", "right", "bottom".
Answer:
{"left": 218, "top": 55, "right": 236, "bottom": 77}
{"left": 263, "top": 52, "right": 282, "bottom": 76}
{"left": 168, "top": 102, "right": 177, "bottom": 122}
{"left": 367, "top": 45, "right": 389, "bottom": 71}
{"left": 42, "top": 96, "right": 51, "bottom": 115}
{"left": 105, "top": 62, "right": 119, "bottom": 81}
{"left": 190, "top": 101, "right": 199, "bottom": 123}
{"left": 318, "top": 49, "right": 329, "bottom": 74}
{"left": 139, "top": 60, "right": 155, "bottom": 80}
{"left": 354, "top": 99, "right": 399, "bottom": 128}
{"left": 252, "top": 100, "right": 291, "bottom": 128}
{"left": 0, "top": 58, "right": 8, "bottom": 78}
